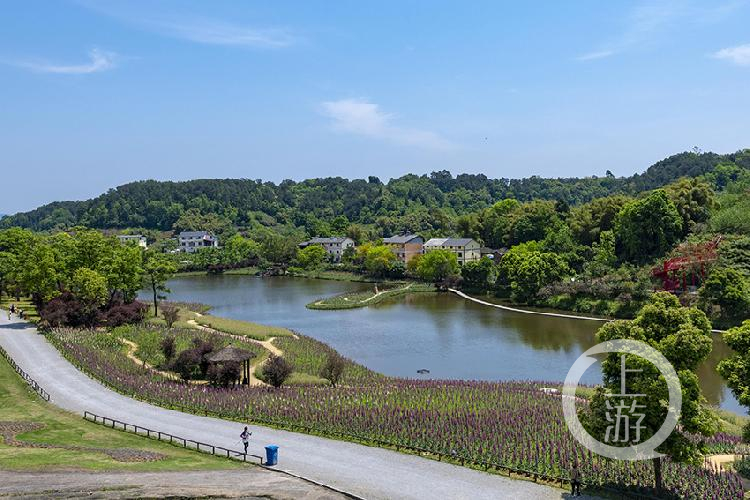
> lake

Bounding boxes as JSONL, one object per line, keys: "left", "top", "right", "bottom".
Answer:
{"left": 150, "top": 274, "right": 742, "bottom": 413}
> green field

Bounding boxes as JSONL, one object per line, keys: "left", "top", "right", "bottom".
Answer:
{"left": 0, "top": 356, "right": 241, "bottom": 471}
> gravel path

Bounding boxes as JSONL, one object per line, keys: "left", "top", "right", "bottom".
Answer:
{"left": 0, "top": 317, "right": 570, "bottom": 500}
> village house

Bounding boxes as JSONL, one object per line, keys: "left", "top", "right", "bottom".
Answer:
{"left": 383, "top": 234, "right": 424, "bottom": 263}
{"left": 179, "top": 231, "right": 219, "bottom": 253}
{"left": 298, "top": 236, "right": 355, "bottom": 263}
{"left": 423, "top": 237, "right": 481, "bottom": 265}
{"left": 117, "top": 234, "right": 147, "bottom": 249}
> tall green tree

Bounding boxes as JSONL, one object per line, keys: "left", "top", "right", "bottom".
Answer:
{"left": 417, "top": 249, "right": 459, "bottom": 282}
{"left": 460, "top": 257, "right": 497, "bottom": 291}
{"left": 614, "top": 190, "right": 683, "bottom": 263}
{"left": 143, "top": 252, "right": 177, "bottom": 317}
{"left": 364, "top": 245, "right": 398, "bottom": 278}
{"left": 297, "top": 244, "right": 327, "bottom": 270}
{"left": 71, "top": 268, "right": 109, "bottom": 307}
{"left": 718, "top": 320, "right": 750, "bottom": 440}
{"left": 699, "top": 267, "right": 750, "bottom": 328}
{"left": 582, "top": 293, "right": 716, "bottom": 491}
{"left": 222, "top": 234, "right": 261, "bottom": 265}
{"left": 20, "top": 241, "right": 60, "bottom": 304}
{"left": 663, "top": 177, "right": 715, "bottom": 235}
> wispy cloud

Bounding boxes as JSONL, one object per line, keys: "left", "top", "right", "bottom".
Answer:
{"left": 11, "top": 49, "right": 116, "bottom": 74}
{"left": 320, "top": 99, "right": 455, "bottom": 150}
{"left": 576, "top": 50, "right": 616, "bottom": 62}
{"left": 577, "top": 1, "right": 745, "bottom": 62}
{"left": 150, "top": 20, "right": 295, "bottom": 48}
{"left": 713, "top": 43, "right": 750, "bottom": 66}
{"left": 76, "top": 1, "right": 295, "bottom": 48}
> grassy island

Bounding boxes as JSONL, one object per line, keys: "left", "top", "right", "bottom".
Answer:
{"left": 307, "top": 283, "right": 435, "bottom": 310}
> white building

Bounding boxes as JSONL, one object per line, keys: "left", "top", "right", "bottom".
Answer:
{"left": 423, "top": 237, "right": 481, "bottom": 265}
{"left": 117, "top": 234, "right": 147, "bottom": 248}
{"left": 179, "top": 231, "right": 219, "bottom": 253}
{"left": 299, "top": 236, "right": 355, "bottom": 263}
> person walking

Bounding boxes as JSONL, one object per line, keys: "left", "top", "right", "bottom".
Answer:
{"left": 240, "top": 426, "right": 252, "bottom": 454}
{"left": 570, "top": 463, "right": 582, "bottom": 496}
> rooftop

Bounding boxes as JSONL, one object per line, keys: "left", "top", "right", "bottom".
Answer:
{"left": 180, "top": 231, "right": 215, "bottom": 238}
{"left": 383, "top": 234, "right": 422, "bottom": 244}
{"left": 207, "top": 345, "right": 256, "bottom": 363}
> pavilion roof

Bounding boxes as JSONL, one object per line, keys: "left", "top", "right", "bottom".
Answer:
{"left": 207, "top": 345, "right": 256, "bottom": 363}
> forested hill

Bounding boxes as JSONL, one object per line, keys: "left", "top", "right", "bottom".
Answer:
{"left": 3, "top": 149, "right": 748, "bottom": 232}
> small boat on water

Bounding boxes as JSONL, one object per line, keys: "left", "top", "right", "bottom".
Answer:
{"left": 416, "top": 369, "right": 430, "bottom": 374}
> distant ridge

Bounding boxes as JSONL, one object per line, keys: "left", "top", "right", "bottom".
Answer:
{"left": 2, "top": 149, "right": 747, "bottom": 232}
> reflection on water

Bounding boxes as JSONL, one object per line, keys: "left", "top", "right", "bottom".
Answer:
{"left": 147, "top": 275, "right": 743, "bottom": 414}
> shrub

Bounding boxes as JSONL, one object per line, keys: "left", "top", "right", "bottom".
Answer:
{"left": 263, "top": 355, "right": 293, "bottom": 388}
{"left": 320, "top": 352, "right": 345, "bottom": 387}
{"left": 733, "top": 456, "right": 750, "bottom": 479}
{"left": 172, "top": 348, "right": 202, "bottom": 381}
{"left": 40, "top": 292, "right": 101, "bottom": 328}
{"left": 104, "top": 301, "right": 147, "bottom": 327}
{"left": 161, "top": 302, "right": 180, "bottom": 328}
{"left": 191, "top": 338, "right": 215, "bottom": 377}
{"left": 207, "top": 361, "right": 241, "bottom": 387}
{"left": 160, "top": 335, "right": 176, "bottom": 364}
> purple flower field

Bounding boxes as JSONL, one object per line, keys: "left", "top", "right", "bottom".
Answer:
{"left": 50, "top": 328, "right": 744, "bottom": 499}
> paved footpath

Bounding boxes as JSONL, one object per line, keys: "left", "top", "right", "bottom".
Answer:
{"left": 0, "top": 317, "right": 574, "bottom": 500}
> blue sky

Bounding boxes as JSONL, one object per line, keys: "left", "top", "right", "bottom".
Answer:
{"left": 1, "top": 1, "right": 749, "bottom": 213}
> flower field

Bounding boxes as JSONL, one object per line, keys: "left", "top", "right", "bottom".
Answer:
{"left": 48, "top": 328, "right": 744, "bottom": 499}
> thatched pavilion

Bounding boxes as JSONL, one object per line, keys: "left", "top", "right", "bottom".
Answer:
{"left": 207, "top": 345, "right": 256, "bottom": 385}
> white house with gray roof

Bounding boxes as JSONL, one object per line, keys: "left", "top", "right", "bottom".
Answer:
{"left": 299, "top": 236, "right": 355, "bottom": 263}
{"left": 423, "top": 237, "right": 481, "bottom": 265}
{"left": 179, "top": 231, "right": 219, "bottom": 253}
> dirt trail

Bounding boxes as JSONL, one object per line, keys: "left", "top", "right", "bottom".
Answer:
{"left": 120, "top": 338, "right": 181, "bottom": 381}
{"left": 186, "top": 317, "right": 282, "bottom": 386}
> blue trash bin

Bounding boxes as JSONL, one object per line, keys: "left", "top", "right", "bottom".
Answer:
{"left": 265, "top": 445, "right": 279, "bottom": 466}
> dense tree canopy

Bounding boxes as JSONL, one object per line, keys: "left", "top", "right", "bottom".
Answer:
{"left": 583, "top": 293, "right": 716, "bottom": 490}
{"left": 614, "top": 190, "right": 683, "bottom": 264}
{"left": 3, "top": 150, "right": 746, "bottom": 233}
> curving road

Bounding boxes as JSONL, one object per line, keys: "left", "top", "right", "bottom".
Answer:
{"left": 0, "top": 317, "right": 573, "bottom": 500}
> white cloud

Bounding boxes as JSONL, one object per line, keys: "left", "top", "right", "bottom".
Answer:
{"left": 577, "top": 1, "right": 744, "bottom": 62}
{"left": 576, "top": 50, "right": 616, "bottom": 61}
{"left": 14, "top": 49, "right": 116, "bottom": 74}
{"left": 153, "top": 20, "right": 295, "bottom": 48}
{"left": 320, "top": 99, "right": 455, "bottom": 150}
{"left": 75, "top": 1, "right": 295, "bottom": 48}
{"left": 713, "top": 43, "right": 750, "bottom": 66}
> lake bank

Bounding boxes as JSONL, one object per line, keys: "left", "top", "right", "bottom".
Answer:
{"left": 142, "top": 274, "right": 743, "bottom": 413}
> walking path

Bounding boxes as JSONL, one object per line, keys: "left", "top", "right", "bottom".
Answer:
{"left": 120, "top": 337, "right": 182, "bottom": 381}
{"left": 0, "top": 317, "right": 570, "bottom": 500}
{"left": 449, "top": 289, "right": 611, "bottom": 322}
{"left": 449, "top": 289, "right": 728, "bottom": 333}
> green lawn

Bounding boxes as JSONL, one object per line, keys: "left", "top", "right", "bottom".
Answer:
{"left": 195, "top": 314, "right": 293, "bottom": 341}
{"left": 0, "top": 356, "right": 242, "bottom": 471}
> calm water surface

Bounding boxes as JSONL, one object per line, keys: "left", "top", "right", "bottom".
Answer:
{"left": 153, "top": 275, "right": 742, "bottom": 413}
